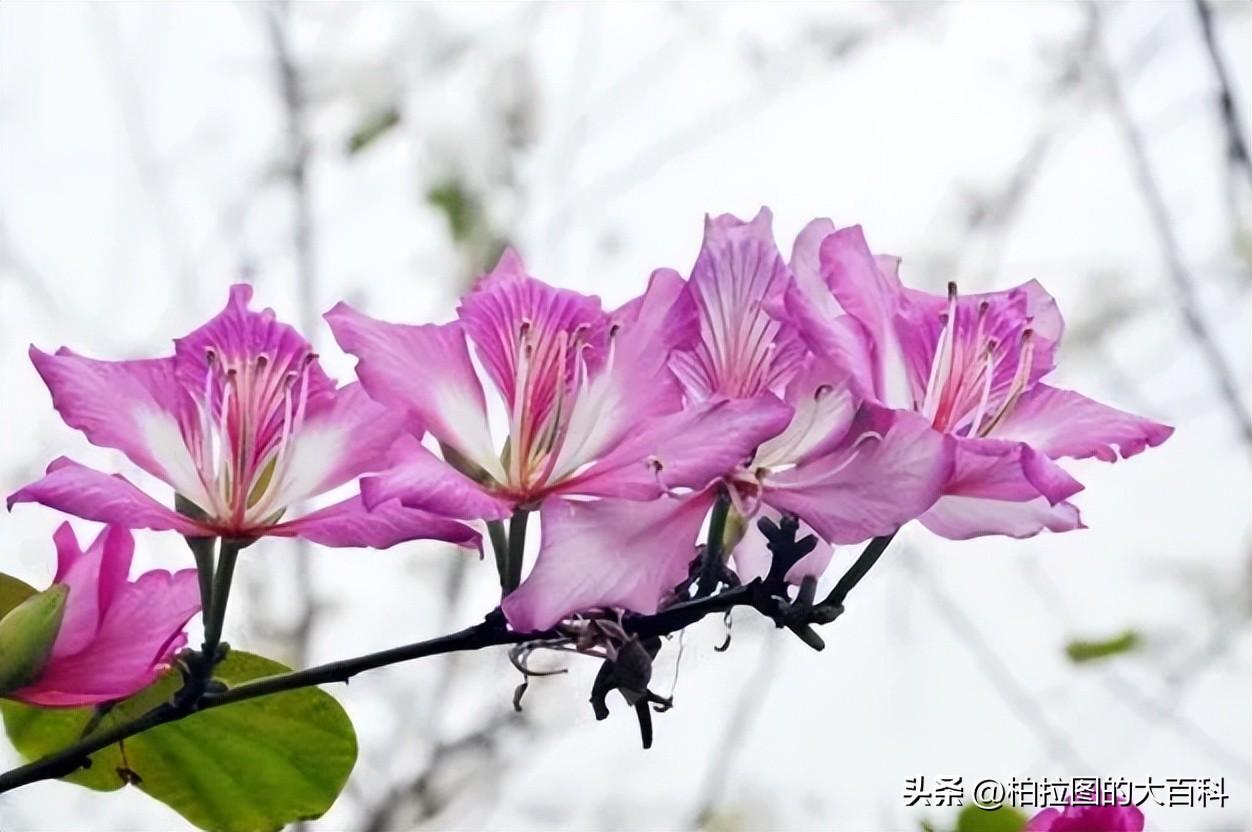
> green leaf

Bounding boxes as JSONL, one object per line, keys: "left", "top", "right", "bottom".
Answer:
{"left": 1064, "top": 629, "right": 1141, "bottom": 664}
{"left": 0, "top": 573, "right": 37, "bottom": 618}
{"left": 2, "top": 651, "right": 357, "bottom": 832}
{"left": 953, "top": 804, "right": 1028, "bottom": 832}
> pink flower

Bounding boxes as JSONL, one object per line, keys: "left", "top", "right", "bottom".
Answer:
{"left": 8, "top": 285, "right": 482, "bottom": 550}
{"left": 327, "top": 250, "right": 792, "bottom": 630}
{"left": 1025, "top": 803, "right": 1145, "bottom": 832}
{"left": 784, "top": 222, "right": 1173, "bottom": 539}
{"left": 500, "top": 210, "right": 952, "bottom": 629}
{"left": 6, "top": 524, "right": 200, "bottom": 708}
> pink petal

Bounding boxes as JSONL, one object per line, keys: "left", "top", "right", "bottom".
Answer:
{"left": 989, "top": 383, "right": 1173, "bottom": 462}
{"left": 49, "top": 525, "right": 135, "bottom": 660}
{"left": 271, "top": 496, "right": 482, "bottom": 550}
{"left": 502, "top": 492, "right": 716, "bottom": 632}
{"left": 555, "top": 393, "right": 793, "bottom": 500}
{"left": 360, "top": 436, "right": 515, "bottom": 520}
{"left": 457, "top": 248, "right": 607, "bottom": 412}
{"left": 754, "top": 356, "right": 859, "bottom": 469}
{"left": 669, "top": 207, "right": 806, "bottom": 400}
{"left": 28, "top": 347, "right": 207, "bottom": 505}
{"left": 1024, "top": 808, "right": 1061, "bottom": 832}
{"left": 326, "top": 303, "right": 505, "bottom": 483}
{"left": 731, "top": 507, "right": 834, "bottom": 585}
{"left": 763, "top": 406, "right": 953, "bottom": 544}
{"left": 17, "top": 567, "right": 200, "bottom": 707}
{"left": 7, "top": 457, "right": 208, "bottom": 536}
{"left": 920, "top": 495, "right": 1084, "bottom": 540}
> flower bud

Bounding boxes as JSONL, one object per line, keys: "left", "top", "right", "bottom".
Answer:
{"left": 0, "top": 585, "right": 68, "bottom": 695}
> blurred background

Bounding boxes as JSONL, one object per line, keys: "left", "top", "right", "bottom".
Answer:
{"left": 0, "top": 1, "right": 1248, "bottom": 830}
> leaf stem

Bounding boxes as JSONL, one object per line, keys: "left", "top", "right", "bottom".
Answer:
{"left": 503, "top": 509, "right": 529, "bottom": 595}
{"left": 821, "top": 532, "right": 897, "bottom": 610}
{"left": 695, "top": 495, "right": 731, "bottom": 597}
{"left": 486, "top": 519, "right": 509, "bottom": 593}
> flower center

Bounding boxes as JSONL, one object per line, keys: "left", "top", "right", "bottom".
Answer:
{"left": 191, "top": 347, "right": 315, "bottom": 527}
{"left": 917, "top": 282, "right": 1034, "bottom": 437}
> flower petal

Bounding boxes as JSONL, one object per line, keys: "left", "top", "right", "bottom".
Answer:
{"left": 7, "top": 458, "right": 207, "bottom": 536}
{"left": 270, "top": 496, "right": 481, "bottom": 550}
{"left": 361, "top": 436, "right": 514, "bottom": 521}
{"left": 50, "top": 525, "right": 135, "bottom": 660}
{"left": 28, "top": 347, "right": 210, "bottom": 508}
{"left": 989, "top": 383, "right": 1173, "bottom": 462}
{"left": 555, "top": 393, "right": 793, "bottom": 500}
{"left": 669, "top": 207, "right": 807, "bottom": 400}
{"left": 920, "top": 496, "right": 1084, "bottom": 540}
{"left": 763, "top": 406, "right": 953, "bottom": 544}
{"left": 326, "top": 302, "right": 505, "bottom": 483}
{"left": 502, "top": 492, "right": 715, "bottom": 632}
{"left": 18, "top": 567, "right": 200, "bottom": 707}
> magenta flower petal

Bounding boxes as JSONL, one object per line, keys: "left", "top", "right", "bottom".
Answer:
{"left": 763, "top": 406, "right": 953, "bottom": 544}
{"left": 989, "top": 383, "right": 1174, "bottom": 462}
{"left": 8, "top": 458, "right": 207, "bottom": 537}
{"left": 29, "top": 347, "right": 208, "bottom": 506}
{"left": 270, "top": 496, "right": 482, "bottom": 550}
{"left": 10, "top": 525, "right": 200, "bottom": 708}
{"left": 502, "top": 492, "right": 716, "bottom": 632}
{"left": 1025, "top": 804, "right": 1144, "bottom": 832}
{"left": 360, "top": 437, "right": 514, "bottom": 521}
{"left": 325, "top": 303, "right": 504, "bottom": 483}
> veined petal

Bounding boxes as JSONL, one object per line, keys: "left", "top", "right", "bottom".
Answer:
{"left": 326, "top": 303, "right": 505, "bottom": 483}
{"left": 360, "top": 436, "right": 514, "bottom": 520}
{"left": 920, "top": 495, "right": 1085, "bottom": 540}
{"left": 754, "top": 356, "right": 858, "bottom": 469}
{"left": 731, "top": 507, "right": 834, "bottom": 585}
{"left": 19, "top": 567, "right": 200, "bottom": 707}
{"left": 555, "top": 393, "right": 793, "bottom": 500}
{"left": 270, "top": 496, "right": 481, "bottom": 550}
{"left": 457, "top": 248, "right": 607, "bottom": 413}
{"left": 670, "top": 207, "right": 807, "bottom": 400}
{"left": 988, "top": 383, "right": 1173, "bottom": 462}
{"left": 7, "top": 458, "right": 208, "bottom": 536}
{"left": 28, "top": 347, "right": 210, "bottom": 509}
{"left": 502, "top": 492, "right": 716, "bottom": 632}
{"left": 763, "top": 406, "right": 953, "bottom": 544}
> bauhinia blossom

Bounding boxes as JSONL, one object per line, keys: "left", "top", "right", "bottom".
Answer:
{"left": 501, "top": 210, "right": 953, "bottom": 629}
{"left": 1025, "top": 803, "right": 1145, "bottom": 832}
{"left": 3, "top": 524, "right": 200, "bottom": 708}
{"left": 784, "top": 221, "right": 1173, "bottom": 539}
{"left": 326, "top": 250, "right": 792, "bottom": 629}
{"left": 8, "top": 285, "right": 481, "bottom": 549}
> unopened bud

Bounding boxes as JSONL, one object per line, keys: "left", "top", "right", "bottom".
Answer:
{"left": 0, "top": 585, "right": 68, "bottom": 695}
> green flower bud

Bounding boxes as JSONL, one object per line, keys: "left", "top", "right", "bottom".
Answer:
{"left": 0, "top": 584, "right": 68, "bottom": 695}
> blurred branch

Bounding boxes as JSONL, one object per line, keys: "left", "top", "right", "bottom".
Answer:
{"left": 1086, "top": 0, "right": 1252, "bottom": 446}
{"left": 1191, "top": 0, "right": 1252, "bottom": 184}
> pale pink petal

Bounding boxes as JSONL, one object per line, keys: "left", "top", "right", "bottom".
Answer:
{"left": 271, "top": 496, "right": 481, "bottom": 550}
{"left": 502, "top": 492, "right": 716, "bottom": 632}
{"left": 754, "top": 357, "right": 859, "bottom": 469}
{"left": 989, "top": 383, "right": 1173, "bottom": 462}
{"left": 326, "top": 303, "right": 505, "bottom": 483}
{"left": 18, "top": 568, "right": 200, "bottom": 707}
{"left": 360, "top": 436, "right": 514, "bottom": 520}
{"left": 942, "top": 438, "right": 1084, "bottom": 505}
{"left": 28, "top": 347, "right": 208, "bottom": 505}
{"left": 920, "top": 495, "right": 1084, "bottom": 540}
{"left": 763, "top": 407, "right": 953, "bottom": 544}
{"left": 555, "top": 393, "right": 793, "bottom": 500}
{"left": 731, "top": 507, "right": 834, "bottom": 585}
{"left": 7, "top": 457, "right": 208, "bottom": 536}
